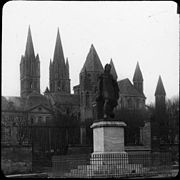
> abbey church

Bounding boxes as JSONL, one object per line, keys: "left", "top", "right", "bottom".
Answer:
{"left": 2, "top": 27, "right": 167, "bottom": 147}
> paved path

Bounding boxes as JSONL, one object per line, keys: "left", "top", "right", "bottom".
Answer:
{"left": 5, "top": 172, "right": 48, "bottom": 178}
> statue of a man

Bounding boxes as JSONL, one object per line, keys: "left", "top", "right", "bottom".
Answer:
{"left": 96, "top": 64, "right": 119, "bottom": 119}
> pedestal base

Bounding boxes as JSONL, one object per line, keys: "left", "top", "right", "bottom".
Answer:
{"left": 91, "top": 120, "right": 127, "bottom": 153}
{"left": 90, "top": 120, "right": 128, "bottom": 167}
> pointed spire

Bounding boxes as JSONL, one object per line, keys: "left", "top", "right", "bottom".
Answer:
{"left": 66, "top": 57, "right": 69, "bottom": 68}
{"left": 81, "top": 44, "right": 103, "bottom": 73}
{"left": 110, "top": 58, "right": 118, "bottom": 80}
{"left": 53, "top": 28, "right": 65, "bottom": 65}
{"left": 155, "top": 75, "right": 166, "bottom": 96}
{"left": 133, "top": 62, "right": 143, "bottom": 82}
{"left": 66, "top": 57, "right": 69, "bottom": 78}
{"left": 25, "top": 26, "right": 35, "bottom": 58}
{"left": 35, "top": 53, "right": 39, "bottom": 61}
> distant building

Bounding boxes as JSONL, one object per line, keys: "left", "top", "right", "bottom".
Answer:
{"left": 1, "top": 26, "right": 163, "bottom": 148}
{"left": 117, "top": 62, "right": 146, "bottom": 110}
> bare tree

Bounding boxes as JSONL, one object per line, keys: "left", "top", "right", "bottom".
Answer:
{"left": 115, "top": 108, "right": 148, "bottom": 145}
{"left": 15, "top": 116, "right": 29, "bottom": 145}
{"left": 166, "top": 96, "right": 179, "bottom": 144}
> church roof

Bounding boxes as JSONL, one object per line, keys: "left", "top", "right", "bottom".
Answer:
{"left": 25, "top": 91, "right": 51, "bottom": 110}
{"left": 49, "top": 93, "right": 80, "bottom": 106}
{"left": 155, "top": 75, "right": 166, "bottom": 96}
{"left": 25, "top": 26, "right": 35, "bottom": 58}
{"left": 110, "top": 59, "right": 118, "bottom": 80}
{"left": 81, "top": 44, "right": 103, "bottom": 73}
{"left": 133, "top": 62, "right": 143, "bottom": 82}
{"left": 118, "top": 78, "right": 145, "bottom": 98}
{"left": 1, "top": 96, "right": 26, "bottom": 111}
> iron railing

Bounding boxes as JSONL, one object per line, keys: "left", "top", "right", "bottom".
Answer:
{"left": 50, "top": 151, "right": 177, "bottom": 178}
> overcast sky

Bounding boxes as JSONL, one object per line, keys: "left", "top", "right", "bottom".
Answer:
{"left": 2, "top": 1, "right": 179, "bottom": 104}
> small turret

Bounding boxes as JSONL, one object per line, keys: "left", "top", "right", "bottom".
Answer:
{"left": 155, "top": 75, "right": 166, "bottom": 96}
{"left": 133, "top": 62, "right": 143, "bottom": 94}
{"left": 155, "top": 75, "right": 166, "bottom": 112}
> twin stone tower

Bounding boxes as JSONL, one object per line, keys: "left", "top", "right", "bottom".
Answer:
{"left": 20, "top": 27, "right": 70, "bottom": 98}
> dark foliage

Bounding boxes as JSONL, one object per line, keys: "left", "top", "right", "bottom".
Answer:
{"left": 114, "top": 108, "right": 148, "bottom": 145}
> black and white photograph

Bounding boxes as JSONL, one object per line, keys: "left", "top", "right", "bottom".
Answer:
{"left": 1, "top": 1, "right": 179, "bottom": 178}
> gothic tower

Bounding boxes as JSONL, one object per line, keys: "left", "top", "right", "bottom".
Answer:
{"left": 49, "top": 28, "right": 70, "bottom": 94}
{"left": 80, "top": 44, "right": 103, "bottom": 120}
{"left": 20, "top": 26, "right": 40, "bottom": 98}
{"left": 133, "top": 62, "right": 143, "bottom": 94}
{"left": 152, "top": 76, "right": 168, "bottom": 149}
{"left": 79, "top": 44, "right": 103, "bottom": 144}
{"left": 155, "top": 75, "right": 166, "bottom": 112}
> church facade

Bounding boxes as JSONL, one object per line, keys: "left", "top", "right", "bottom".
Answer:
{"left": 1, "top": 27, "right": 165, "bottom": 147}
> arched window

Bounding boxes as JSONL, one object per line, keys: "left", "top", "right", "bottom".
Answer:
{"left": 50, "top": 83, "right": 53, "bottom": 91}
{"left": 34, "top": 81, "right": 37, "bottom": 89}
{"left": 118, "top": 97, "right": 123, "bottom": 109}
{"left": 31, "top": 117, "right": 34, "bottom": 124}
{"left": 94, "top": 86, "right": 97, "bottom": 93}
{"left": 128, "top": 98, "right": 133, "bottom": 109}
{"left": 62, "top": 81, "right": 65, "bottom": 91}
{"left": 46, "top": 116, "right": 50, "bottom": 123}
{"left": 86, "top": 92, "right": 90, "bottom": 107}
{"left": 57, "top": 81, "right": 61, "bottom": 91}
{"left": 38, "top": 116, "right": 42, "bottom": 124}
{"left": 80, "top": 92, "right": 83, "bottom": 105}
{"left": 55, "top": 73, "right": 58, "bottom": 79}
{"left": 58, "top": 81, "right": 61, "bottom": 88}
{"left": 138, "top": 99, "right": 142, "bottom": 109}
{"left": 30, "top": 81, "right": 33, "bottom": 89}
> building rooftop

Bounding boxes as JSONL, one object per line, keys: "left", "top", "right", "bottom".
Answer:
{"left": 118, "top": 78, "right": 145, "bottom": 98}
{"left": 80, "top": 44, "right": 103, "bottom": 73}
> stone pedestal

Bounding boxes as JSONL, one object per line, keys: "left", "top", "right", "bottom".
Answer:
{"left": 91, "top": 120, "right": 126, "bottom": 153}
{"left": 90, "top": 120, "right": 128, "bottom": 165}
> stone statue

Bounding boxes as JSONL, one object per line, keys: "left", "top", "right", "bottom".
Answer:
{"left": 96, "top": 64, "right": 119, "bottom": 119}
